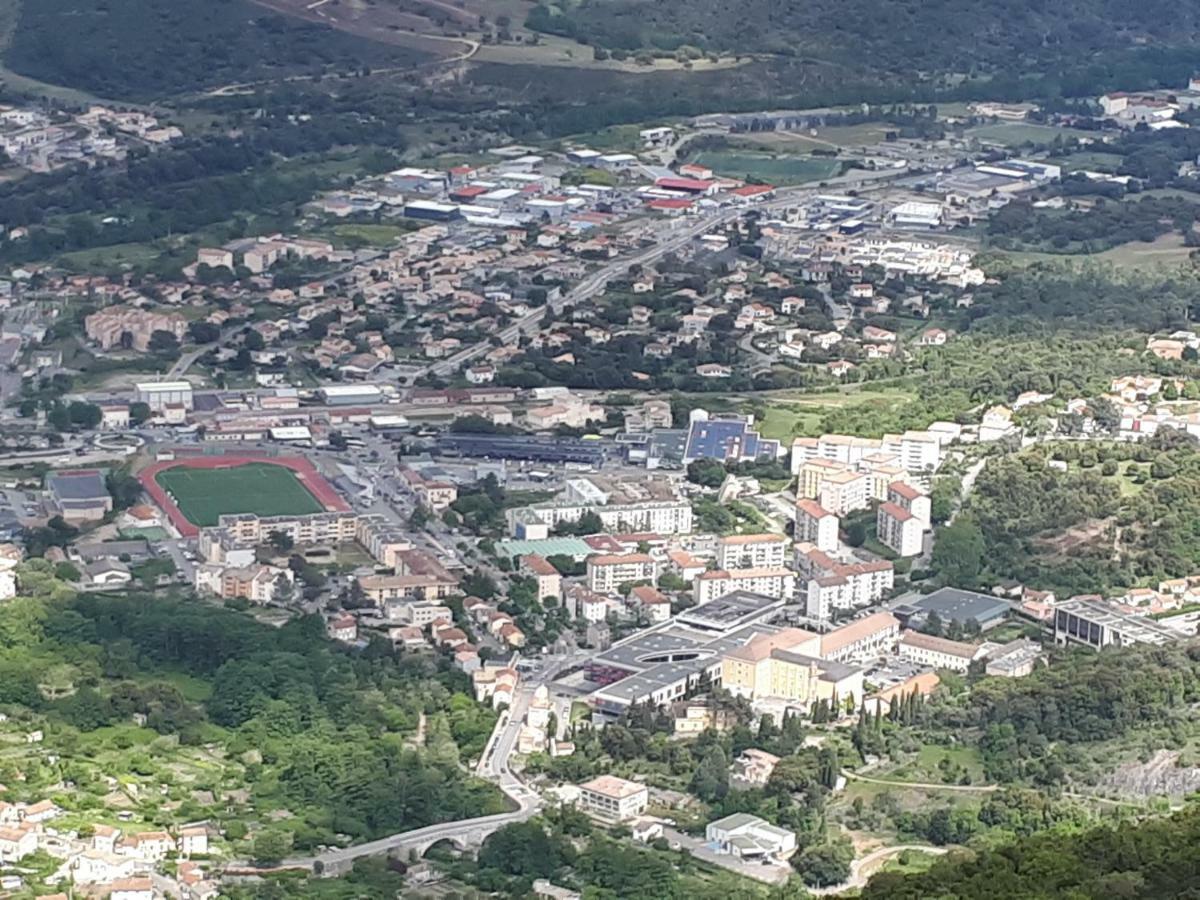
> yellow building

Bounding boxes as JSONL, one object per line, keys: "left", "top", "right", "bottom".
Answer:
{"left": 721, "top": 628, "right": 864, "bottom": 710}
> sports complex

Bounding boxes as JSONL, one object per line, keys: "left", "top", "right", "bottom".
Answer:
{"left": 138, "top": 453, "right": 350, "bottom": 537}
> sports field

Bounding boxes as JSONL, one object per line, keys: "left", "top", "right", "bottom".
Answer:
{"left": 154, "top": 462, "right": 324, "bottom": 527}
{"left": 690, "top": 151, "right": 841, "bottom": 185}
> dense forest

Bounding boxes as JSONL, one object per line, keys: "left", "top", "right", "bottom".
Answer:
{"left": 932, "top": 643, "right": 1200, "bottom": 784}
{"left": 862, "top": 803, "right": 1200, "bottom": 899}
{"left": 0, "top": 567, "right": 504, "bottom": 851}
{"left": 527, "top": 0, "right": 1200, "bottom": 81}
{"left": 987, "top": 196, "right": 1200, "bottom": 254}
{"left": 931, "top": 433, "right": 1200, "bottom": 595}
{"left": 6, "top": 0, "right": 423, "bottom": 99}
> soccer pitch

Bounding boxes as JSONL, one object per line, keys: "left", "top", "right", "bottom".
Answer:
{"left": 155, "top": 462, "right": 325, "bottom": 527}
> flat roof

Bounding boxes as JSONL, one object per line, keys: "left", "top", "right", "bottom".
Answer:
{"left": 895, "top": 587, "right": 1012, "bottom": 624}
{"left": 676, "top": 590, "right": 785, "bottom": 631}
{"left": 135, "top": 380, "right": 192, "bottom": 392}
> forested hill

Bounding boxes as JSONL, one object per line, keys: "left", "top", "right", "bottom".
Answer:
{"left": 528, "top": 0, "right": 1200, "bottom": 78}
{"left": 4, "top": 0, "right": 426, "bottom": 100}
{"left": 861, "top": 804, "right": 1200, "bottom": 899}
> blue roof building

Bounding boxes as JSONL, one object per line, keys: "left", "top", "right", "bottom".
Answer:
{"left": 683, "top": 415, "right": 780, "bottom": 464}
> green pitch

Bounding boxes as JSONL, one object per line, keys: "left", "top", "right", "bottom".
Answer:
{"left": 156, "top": 462, "right": 324, "bottom": 527}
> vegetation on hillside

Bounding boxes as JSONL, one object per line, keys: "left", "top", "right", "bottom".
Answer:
{"left": 6, "top": 0, "right": 424, "bottom": 99}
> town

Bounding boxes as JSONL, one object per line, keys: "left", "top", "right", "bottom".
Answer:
{"left": 2, "top": 70, "right": 1200, "bottom": 899}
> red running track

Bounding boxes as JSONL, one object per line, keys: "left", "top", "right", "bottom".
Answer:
{"left": 138, "top": 453, "right": 351, "bottom": 538}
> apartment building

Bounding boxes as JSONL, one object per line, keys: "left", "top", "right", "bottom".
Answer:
{"left": 85, "top": 305, "right": 188, "bottom": 352}
{"left": 819, "top": 470, "right": 871, "bottom": 516}
{"left": 359, "top": 572, "right": 458, "bottom": 604}
{"left": 794, "top": 499, "right": 839, "bottom": 553}
{"left": 797, "top": 458, "right": 851, "bottom": 499}
{"left": 791, "top": 431, "right": 942, "bottom": 476}
{"left": 818, "top": 611, "right": 901, "bottom": 662}
{"left": 577, "top": 775, "right": 648, "bottom": 822}
{"left": 586, "top": 553, "right": 658, "bottom": 594}
{"left": 194, "top": 563, "right": 292, "bottom": 604}
{"left": 897, "top": 630, "right": 982, "bottom": 672}
{"left": 520, "top": 554, "right": 562, "bottom": 601}
{"left": 887, "top": 481, "right": 932, "bottom": 527}
{"left": 877, "top": 501, "right": 924, "bottom": 557}
{"left": 716, "top": 533, "right": 789, "bottom": 569}
{"left": 695, "top": 568, "right": 796, "bottom": 604}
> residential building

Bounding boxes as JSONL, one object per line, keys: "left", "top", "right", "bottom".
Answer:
{"left": 732, "top": 748, "right": 780, "bottom": 786}
{"left": 818, "top": 611, "right": 901, "bottom": 662}
{"left": 897, "top": 630, "right": 981, "bottom": 672}
{"left": 85, "top": 305, "right": 187, "bottom": 352}
{"left": 819, "top": 469, "right": 871, "bottom": 515}
{"left": 695, "top": 568, "right": 796, "bottom": 604}
{"left": 577, "top": 776, "right": 648, "bottom": 822}
{"left": 565, "top": 585, "right": 610, "bottom": 623}
{"left": 716, "top": 533, "right": 788, "bottom": 569}
{"left": 794, "top": 499, "right": 838, "bottom": 553}
{"left": 586, "top": 553, "right": 657, "bottom": 594}
{"left": 887, "top": 481, "right": 931, "bottom": 527}
{"left": 877, "top": 502, "right": 924, "bottom": 557}
{"left": 520, "top": 554, "right": 562, "bottom": 602}
{"left": 0, "top": 825, "right": 35, "bottom": 863}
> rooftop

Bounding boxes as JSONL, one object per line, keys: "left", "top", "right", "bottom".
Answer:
{"left": 580, "top": 775, "right": 646, "bottom": 799}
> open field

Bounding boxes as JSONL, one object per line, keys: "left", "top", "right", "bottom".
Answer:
{"left": 1056, "top": 151, "right": 1126, "bottom": 172}
{"left": 690, "top": 150, "right": 841, "bottom": 184}
{"left": 997, "top": 231, "right": 1194, "bottom": 270}
{"left": 155, "top": 462, "right": 325, "bottom": 527}
{"left": 752, "top": 388, "right": 919, "bottom": 440}
{"left": 739, "top": 122, "right": 896, "bottom": 151}
{"left": 966, "top": 122, "right": 1099, "bottom": 147}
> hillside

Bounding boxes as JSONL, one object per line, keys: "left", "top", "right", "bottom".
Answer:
{"left": 527, "top": 0, "right": 1200, "bottom": 81}
{"left": 3, "top": 0, "right": 429, "bottom": 100}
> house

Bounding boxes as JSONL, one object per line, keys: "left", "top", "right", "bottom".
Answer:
{"left": 23, "top": 799, "right": 59, "bottom": 823}
{"left": 178, "top": 826, "right": 208, "bottom": 856}
{"left": 918, "top": 327, "right": 948, "bottom": 346}
{"left": 327, "top": 614, "right": 358, "bottom": 643}
{"left": 107, "top": 878, "right": 154, "bottom": 900}
{"left": 126, "top": 830, "right": 175, "bottom": 861}
{"left": 577, "top": 775, "right": 648, "bottom": 822}
{"left": 85, "top": 559, "right": 134, "bottom": 587}
{"left": 732, "top": 748, "right": 780, "bottom": 786}
{"left": 0, "top": 825, "right": 35, "bottom": 863}
{"left": 706, "top": 813, "right": 796, "bottom": 860}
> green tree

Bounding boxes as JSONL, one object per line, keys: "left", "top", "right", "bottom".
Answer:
{"left": 931, "top": 515, "right": 984, "bottom": 585}
{"left": 251, "top": 830, "right": 293, "bottom": 865}
{"left": 691, "top": 744, "right": 730, "bottom": 801}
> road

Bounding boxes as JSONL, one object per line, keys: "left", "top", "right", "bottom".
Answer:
{"left": 841, "top": 769, "right": 998, "bottom": 794}
{"left": 809, "top": 844, "right": 949, "bottom": 895}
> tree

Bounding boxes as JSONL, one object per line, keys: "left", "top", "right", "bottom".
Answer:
{"left": 129, "top": 401, "right": 152, "bottom": 425}
{"left": 687, "top": 458, "right": 728, "bottom": 488}
{"left": 268, "top": 530, "right": 294, "bottom": 553}
{"left": 795, "top": 840, "right": 852, "bottom": 887}
{"left": 931, "top": 515, "right": 984, "bottom": 585}
{"left": 148, "top": 330, "right": 180, "bottom": 355}
{"left": 844, "top": 520, "right": 867, "bottom": 547}
{"left": 188, "top": 321, "right": 221, "bottom": 343}
{"left": 251, "top": 830, "right": 293, "bottom": 866}
{"left": 691, "top": 744, "right": 729, "bottom": 802}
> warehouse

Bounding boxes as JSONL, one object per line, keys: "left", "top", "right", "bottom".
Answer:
{"left": 318, "top": 384, "right": 383, "bottom": 406}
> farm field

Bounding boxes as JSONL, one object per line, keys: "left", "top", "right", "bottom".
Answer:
{"left": 690, "top": 150, "right": 841, "bottom": 184}
{"left": 155, "top": 462, "right": 324, "bottom": 527}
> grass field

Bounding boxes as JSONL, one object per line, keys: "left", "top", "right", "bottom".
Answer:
{"left": 155, "top": 462, "right": 324, "bottom": 527}
{"left": 966, "top": 122, "right": 1098, "bottom": 147}
{"left": 998, "top": 232, "right": 1193, "bottom": 270}
{"left": 752, "top": 389, "right": 919, "bottom": 440}
{"left": 691, "top": 150, "right": 841, "bottom": 184}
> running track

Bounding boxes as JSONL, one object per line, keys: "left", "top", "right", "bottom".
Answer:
{"left": 138, "top": 454, "right": 350, "bottom": 538}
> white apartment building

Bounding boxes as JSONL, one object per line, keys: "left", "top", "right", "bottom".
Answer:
{"left": 716, "top": 533, "right": 789, "bottom": 569}
{"left": 586, "top": 553, "right": 658, "bottom": 594}
{"left": 794, "top": 499, "right": 839, "bottom": 553}
{"left": 792, "top": 431, "right": 942, "bottom": 476}
{"left": 695, "top": 568, "right": 796, "bottom": 604}
{"left": 887, "top": 480, "right": 931, "bottom": 526}
{"left": 898, "top": 630, "right": 981, "bottom": 672}
{"left": 877, "top": 501, "right": 924, "bottom": 557}
{"left": 577, "top": 776, "right": 648, "bottom": 822}
{"left": 799, "top": 549, "right": 894, "bottom": 620}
